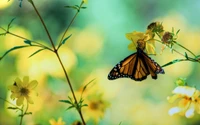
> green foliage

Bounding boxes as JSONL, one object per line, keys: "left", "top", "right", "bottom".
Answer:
{"left": 24, "top": 40, "right": 32, "bottom": 46}
{"left": 0, "top": 45, "right": 29, "bottom": 61}
{"left": 59, "top": 96, "right": 88, "bottom": 111}
{"left": 65, "top": 4, "right": 86, "bottom": 12}
{"left": 61, "top": 34, "right": 72, "bottom": 45}
{"left": 28, "top": 48, "right": 46, "bottom": 58}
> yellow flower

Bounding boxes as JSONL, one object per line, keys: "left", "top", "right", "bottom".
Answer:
{"left": 126, "top": 31, "right": 156, "bottom": 55}
{"left": 167, "top": 86, "right": 200, "bottom": 118}
{"left": 84, "top": 93, "right": 109, "bottom": 123}
{"left": 49, "top": 117, "right": 65, "bottom": 125}
{"left": 8, "top": 76, "right": 38, "bottom": 106}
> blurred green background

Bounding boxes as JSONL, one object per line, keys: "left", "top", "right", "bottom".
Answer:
{"left": 0, "top": 0, "right": 200, "bottom": 125}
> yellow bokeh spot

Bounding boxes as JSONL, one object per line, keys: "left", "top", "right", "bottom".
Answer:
{"left": 16, "top": 43, "right": 77, "bottom": 79}
{"left": 0, "top": 0, "right": 13, "bottom": 9}
{"left": 72, "top": 26, "right": 103, "bottom": 58}
{"left": 0, "top": 26, "right": 32, "bottom": 55}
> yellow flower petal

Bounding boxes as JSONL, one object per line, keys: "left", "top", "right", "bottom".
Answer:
{"left": 15, "top": 77, "right": 23, "bottom": 88}
{"left": 145, "top": 41, "right": 156, "bottom": 55}
{"left": 25, "top": 96, "right": 34, "bottom": 104}
{"left": 22, "top": 76, "right": 29, "bottom": 87}
{"left": 49, "top": 118, "right": 65, "bottom": 125}
{"left": 167, "top": 94, "right": 180, "bottom": 103}
{"left": 178, "top": 98, "right": 190, "bottom": 109}
{"left": 11, "top": 92, "right": 21, "bottom": 99}
{"left": 27, "top": 80, "right": 38, "bottom": 90}
{"left": 49, "top": 119, "right": 56, "bottom": 124}
{"left": 195, "top": 101, "right": 200, "bottom": 114}
{"left": 128, "top": 43, "right": 136, "bottom": 51}
{"left": 8, "top": 85, "right": 19, "bottom": 92}
{"left": 16, "top": 96, "right": 24, "bottom": 106}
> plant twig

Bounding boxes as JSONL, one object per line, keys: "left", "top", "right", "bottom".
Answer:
{"left": 29, "top": 1, "right": 86, "bottom": 124}
{"left": 57, "top": 1, "right": 84, "bottom": 50}
{"left": 55, "top": 52, "right": 86, "bottom": 125}
{"left": 30, "top": 1, "right": 56, "bottom": 51}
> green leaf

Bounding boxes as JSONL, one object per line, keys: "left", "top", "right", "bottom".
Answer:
{"left": 172, "top": 27, "right": 174, "bottom": 33}
{"left": 24, "top": 40, "right": 32, "bottom": 45}
{"left": 68, "top": 96, "right": 73, "bottom": 102}
{"left": 82, "top": 79, "right": 96, "bottom": 94}
{"left": 0, "top": 45, "right": 29, "bottom": 61}
{"left": 75, "top": 5, "right": 80, "bottom": 8}
{"left": 81, "top": 7, "right": 87, "bottom": 9}
{"left": 162, "top": 59, "right": 181, "bottom": 67}
{"left": 0, "top": 33, "right": 7, "bottom": 36}
{"left": 25, "top": 112, "right": 32, "bottom": 115}
{"left": 119, "top": 122, "right": 122, "bottom": 125}
{"left": 62, "top": 34, "right": 72, "bottom": 44}
{"left": 176, "top": 29, "right": 180, "bottom": 35}
{"left": 81, "top": 104, "right": 88, "bottom": 107}
{"left": 7, "top": 107, "right": 19, "bottom": 110}
{"left": 29, "top": 48, "right": 45, "bottom": 58}
{"left": 59, "top": 100, "right": 72, "bottom": 104}
{"left": 7, "top": 18, "right": 16, "bottom": 31}
{"left": 19, "top": 0, "right": 23, "bottom": 7}
{"left": 185, "top": 52, "right": 188, "bottom": 59}
{"left": 64, "top": 5, "right": 79, "bottom": 10}
{"left": 66, "top": 105, "right": 75, "bottom": 111}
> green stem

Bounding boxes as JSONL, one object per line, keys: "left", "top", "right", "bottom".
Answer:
{"left": 0, "top": 27, "right": 53, "bottom": 52}
{"left": 19, "top": 105, "right": 24, "bottom": 125}
{"left": 155, "top": 32, "right": 196, "bottom": 57}
{"left": 57, "top": 1, "right": 84, "bottom": 50}
{"left": 55, "top": 51, "right": 86, "bottom": 125}
{"left": 173, "top": 40, "right": 196, "bottom": 57}
{"left": 29, "top": 1, "right": 86, "bottom": 124}
{"left": 0, "top": 97, "right": 22, "bottom": 111}
{"left": 30, "top": 1, "right": 56, "bottom": 51}
{"left": 154, "top": 39, "right": 185, "bottom": 57}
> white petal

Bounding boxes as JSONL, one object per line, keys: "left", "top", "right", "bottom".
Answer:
{"left": 185, "top": 108, "right": 195, "bottom": 118}
{"left": 185, "top": 102, "right": 195, "bottom": 118}
{"left": 173, "top": 86, "right": 195, "bottom": 97}
{"left": 168, "top": 107, "right": 181, "bottom": 116}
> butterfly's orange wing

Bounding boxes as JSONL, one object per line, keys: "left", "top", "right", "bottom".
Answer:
{"left": 108, "top": 48, "right": 164, "bottom": 81}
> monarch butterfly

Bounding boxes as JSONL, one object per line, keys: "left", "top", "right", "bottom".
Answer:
{"left": 108, "top": 47, "right": 164, "bottom": 81}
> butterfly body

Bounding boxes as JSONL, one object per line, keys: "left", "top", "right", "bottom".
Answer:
{"left": 108, "top": 48, "right": 164, "bottom": 81}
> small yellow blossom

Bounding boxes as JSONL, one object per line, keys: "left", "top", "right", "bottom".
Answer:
{"left": 8, "top": 76, "right": 38, "bottom": 106}
{"left": 84, "top": 94, "right": 109, "bottom": 123}
{"left": 126, "top": 31, "right": 156, "bottom": 54}
{"left": 49, "top": 117, "right": 65, "bottom": 125}
{"left": 167, "top": 86, "right": 200, "bottom": 118}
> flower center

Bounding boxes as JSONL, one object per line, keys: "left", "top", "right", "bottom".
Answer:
{"left": 89, "top": 100, "right": 102, "bottom": 110}
{"left": 20, "top": 87, "right": 30, "bottom": 96}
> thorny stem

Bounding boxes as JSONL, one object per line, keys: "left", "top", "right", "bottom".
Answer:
{"left": 57, "top": 1, "right": 84, "bottom": 50}
{"left": 29, "top": 1, "right": 86, "bottom": 124}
